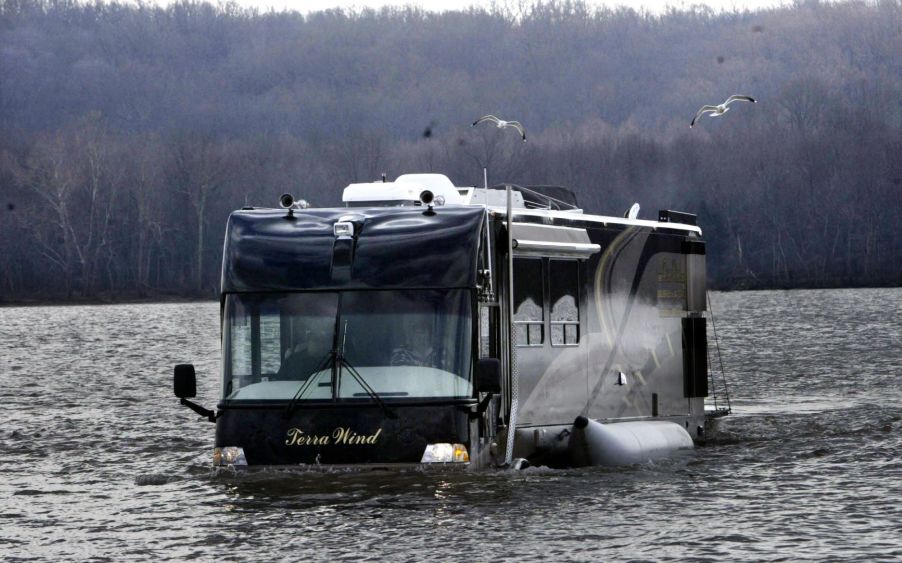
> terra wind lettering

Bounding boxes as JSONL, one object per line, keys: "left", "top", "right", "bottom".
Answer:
{"left": 285, "top": 427, "right": 383, "bottom": 446}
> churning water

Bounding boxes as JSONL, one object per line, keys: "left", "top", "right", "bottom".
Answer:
{"left": 1, "top": 288, "right": 900, "bottom": 561}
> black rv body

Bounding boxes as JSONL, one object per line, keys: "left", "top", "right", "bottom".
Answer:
{"left": 215, "top": 206, "right": 484, "bottom": 466}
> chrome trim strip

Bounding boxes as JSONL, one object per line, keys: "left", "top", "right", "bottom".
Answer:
{"left": 512, "top": 239, "right": 601, "bottom": 258}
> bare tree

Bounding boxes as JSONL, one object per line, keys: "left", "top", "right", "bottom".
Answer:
{"left": 169, "top": 134, "right": 230, "bottom": 295}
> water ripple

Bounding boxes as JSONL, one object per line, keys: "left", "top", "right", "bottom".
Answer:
{"left": 0, "top": 289, "right": 901, "bottom": 560}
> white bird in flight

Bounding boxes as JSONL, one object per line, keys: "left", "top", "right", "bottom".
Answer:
{"left": 472, "top": 115, "right": 527, "bottom": 141}
{"left": 690, "top": 95, "right": 757, "bottom": 127}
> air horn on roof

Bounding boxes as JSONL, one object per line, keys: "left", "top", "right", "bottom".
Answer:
{"left": 279, "top": 193, "right": 310, "bottom": 218}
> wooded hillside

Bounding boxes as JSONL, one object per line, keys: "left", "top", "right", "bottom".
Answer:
{"left": 1, "top": 0, "right": 899, "bottom": 300}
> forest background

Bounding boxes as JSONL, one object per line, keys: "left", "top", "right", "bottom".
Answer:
{"left": 1, "top": 0, "right": 899, "bottom": 302}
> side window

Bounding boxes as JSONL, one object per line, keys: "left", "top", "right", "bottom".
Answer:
{"left": 259, "top": 307, "right": 282, "bottom": 377}
{"left": 480, "top": 304, "right": 501, "bottom": 358}
{"left": 229, "top": 300, "right": 253, "bottom": 377}
{"left": 549, "top": 260, "right": 580, "bottom": 346}
{"left": 227, "top": 301, "right": 282, "bottom": 385}
{"left": 479, "top": 305, "right": 491, "bottom": 357}
{"left": 513, "top": 258, "right": 544, "bottom": 346}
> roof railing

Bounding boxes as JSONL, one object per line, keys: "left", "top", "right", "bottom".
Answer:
{"left": 489, "top": 183, "right": 581, "bottom": 211}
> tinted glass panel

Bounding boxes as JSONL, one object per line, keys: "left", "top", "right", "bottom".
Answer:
{"left": 550, "top": 260, "right": 579, "bottom": 346}
{"left": 479, "top": 306, "right": 490, "bottom": 358}
{"left": 225, "top": 293, "right": 338, "bottom": 397}
{"left": 339, "top": 289, "right": 472, "bottom": 398}
{"left": 223, "top": 290, "right": 472, "bottom": 400}
{"left": 513, "top": 259, "right": 544, "bottom": 346}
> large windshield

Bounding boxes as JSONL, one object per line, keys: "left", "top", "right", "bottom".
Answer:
{"left": 223, "top": 289, "right": 473, "bottom": 401}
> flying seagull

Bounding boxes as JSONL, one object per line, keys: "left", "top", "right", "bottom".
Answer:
{"left": 690, "top": 95, "right": 757, "bottom": 127}
{"left": 472, "top": 115, "right": 527, "bottom": 141}
{"left": 423, "top": 119, "right": 437, "bottom": 139}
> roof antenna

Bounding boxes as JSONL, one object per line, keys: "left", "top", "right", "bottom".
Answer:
{"left": 483, "top": 167, "right": 488, "bottom": 189}
{"left": 624, "top": 203, "right": 640, "bottom": 220}
{"left": 381, "top": 172, "right": 387, "bottom": 183}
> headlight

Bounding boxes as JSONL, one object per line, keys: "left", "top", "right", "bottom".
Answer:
{"left": 421, "top": 443, "right": 469, "bottom": 463}
{"left": 213, "top": 447, "right": 247, "bottom": 466}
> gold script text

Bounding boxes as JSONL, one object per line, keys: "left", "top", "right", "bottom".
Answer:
{"left": 285, "top": 427, "right": 382, "bottom": 446}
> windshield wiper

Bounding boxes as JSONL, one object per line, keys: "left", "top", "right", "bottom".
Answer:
{"left": 337, "top": 355, "right": 397, "bottom": 419}
{"left": 283, "top": 349, "right": 334, "bottom": 419}
{"left": 283, "top": 317, "right": 397, "bottom": 420}
{"left": 335, "top": 320, "right": 397, "bottom": 419}
{"left": 282, "top": 351, "right": 397, "bottom": 420}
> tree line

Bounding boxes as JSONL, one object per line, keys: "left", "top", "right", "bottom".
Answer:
{"left": 1, "top": 0, "right": 899, "bottom": 301}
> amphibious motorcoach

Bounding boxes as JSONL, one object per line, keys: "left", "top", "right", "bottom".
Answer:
{"left": 173, "top": 173, "right": 730, "bottom": 469}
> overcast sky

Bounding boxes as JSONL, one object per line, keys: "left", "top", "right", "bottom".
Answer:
{"left": 197, "top": 0, "right": 789, "bottom": 15}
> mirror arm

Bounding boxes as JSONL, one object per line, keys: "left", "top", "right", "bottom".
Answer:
{"left": 476, "top": 392, "right": 495, "bottom": 414}
{"left": 180, "top": 398, "right": 218, "bottom": 423}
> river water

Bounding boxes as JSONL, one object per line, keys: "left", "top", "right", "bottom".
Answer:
{"left": 1, "top": 288, "right": 900, "bottom": 561}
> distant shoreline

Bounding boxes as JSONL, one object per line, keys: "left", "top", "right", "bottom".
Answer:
{"left": 0, "top": 295, "right": 219, "bottom": 308}
{"left": 2, "top": 283, "right": 898, "bottom": 307}
{"left": 708, "top": 280, "right": 902, "bottom": 292}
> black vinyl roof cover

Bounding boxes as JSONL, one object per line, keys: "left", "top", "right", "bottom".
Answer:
{"left": 221, "top": 206, "right": 485, "bottom": 293}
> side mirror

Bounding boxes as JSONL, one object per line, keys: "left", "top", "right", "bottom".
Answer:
{"left": 174, "top": 364, "right": 197, "bottom": 398}
{"left": 476, "top": 358, "right": 501, "bottom": 394}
